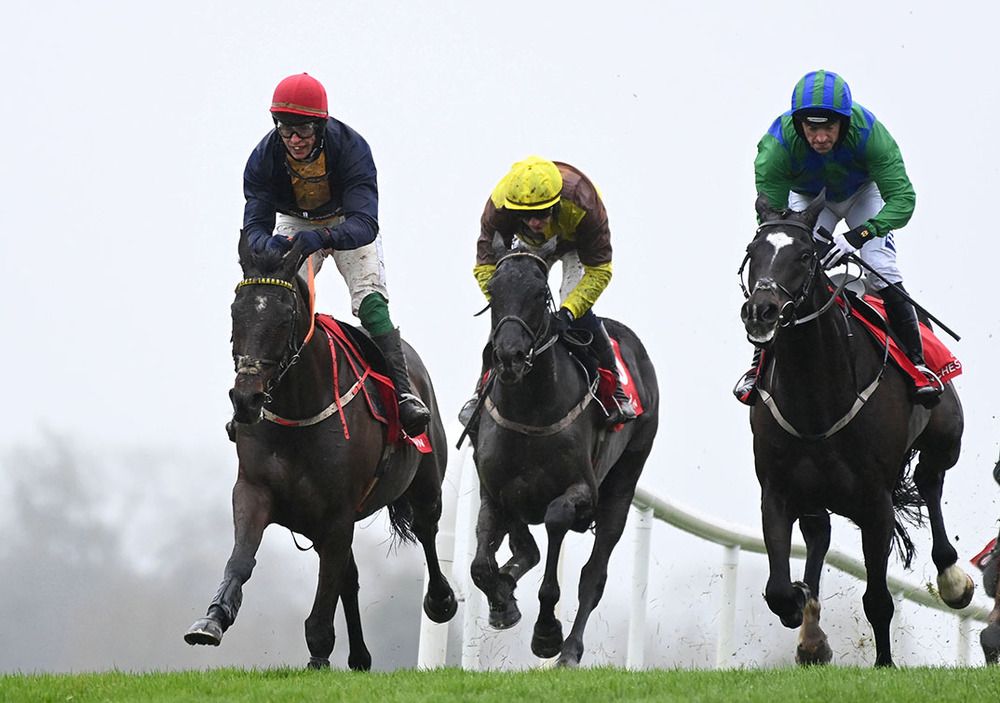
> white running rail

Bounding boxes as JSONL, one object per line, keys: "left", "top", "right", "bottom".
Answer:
{"left": 416, "top": 432, "right": 991, "bottom": 669}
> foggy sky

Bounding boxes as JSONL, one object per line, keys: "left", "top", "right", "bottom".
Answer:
{"left": 1, "top": 0, "right": 998, "bottom": 671}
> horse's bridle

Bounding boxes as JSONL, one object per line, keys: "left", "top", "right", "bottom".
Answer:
{"left": 489, "top": 251, "right": 560, "bottom": 370}
{"left": 737, "top": 219, "right": 843, "bottom": 328}
{"left": 233, "top": 276, "right": 308, "bottom": 400}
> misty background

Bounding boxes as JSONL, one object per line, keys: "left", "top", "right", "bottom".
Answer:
{"left": 1, "top": 0, "right": 998, "bottom": 672}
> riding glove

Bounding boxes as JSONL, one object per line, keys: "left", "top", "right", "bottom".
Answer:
{"left": 821, "top": 225, "right": 873, "bottom": 269}
{"left": 264, "top": 234, "right": 293, "bottom": 256}
{"left": 552, "top": 308, "right": 574, "bottom": 336}
{"left": 293, "top": 228, "right": 334, "bottom": 255}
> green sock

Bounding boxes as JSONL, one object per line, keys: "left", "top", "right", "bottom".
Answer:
{"left": 358, "top": 293, "right": 394, "bottom": 336}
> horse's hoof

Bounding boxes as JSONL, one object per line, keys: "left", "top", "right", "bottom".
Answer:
{"left": 307, "top": 656, "right": 330, "bottom": 670}
{"left": 348, "top": 650, "right": 372, "bottom": 672}
{"left": 424, "top": 589, "right": 458, "bottom": 624}
{"left": 555, "top": 639, "right": 583, "bottom": 667}
{"left": 488, "top": 600, "right": 522, "bottom": 630}
{"left": 981, "top": 624, "right": 1000, "bottom": 665}
{"left": 531, "top": 619, "right": 563, "bottom": 659}
{"left": 938, "top": 568, "right": 975, "bottom": 609}
{"left": 184, "top": 617, "right": 223, "bottom": 646}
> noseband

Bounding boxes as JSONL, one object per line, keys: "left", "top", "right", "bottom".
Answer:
{"left": 490, "top": 252, "right": 559, "bottom": 370}
{"left": 737, "top": 219, "right": 842, "bottom": 327}
{"left": 233, "top": 276, "right": 309, "bottom": 399}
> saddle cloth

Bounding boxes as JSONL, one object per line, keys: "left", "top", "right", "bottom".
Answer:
{"left": 847, "top": 295, "right": 962, "bottom": 388}
{"left": 311, "top": 314, "right": 431, "bottom": 452}
{"left": 597, "top": 338, "right": 645, "bottom": 430}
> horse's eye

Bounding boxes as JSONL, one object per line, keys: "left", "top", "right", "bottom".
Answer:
{"left": 799, "top": 252, "right": 813, "bottom": 263}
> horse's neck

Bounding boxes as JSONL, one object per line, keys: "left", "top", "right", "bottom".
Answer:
{"left": 492, "top": 347, "right": 583, "bottom": 420}
{"left": 267, "top": 317, "right": 334, "bottom": 417}
{"left": 767, "top": 297, "right": 859, "bottom": 399}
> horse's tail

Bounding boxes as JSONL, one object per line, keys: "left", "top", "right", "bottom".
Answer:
{"left": 387, "top": 496, "right": 418, "bottom": 546}
{"left": 891, "top": 449, "right": 926, "bottom": 569}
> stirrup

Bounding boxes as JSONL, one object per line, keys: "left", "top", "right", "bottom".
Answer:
{"left": 458, "top": 395, "right": 478, "bottom": 427}
{"left": 732, "top": 370, "right": 758, "bottom": 406}
{"left": 913, "top": 364, "right": 944, "bottom": 395}
{"left": 608, "top": 389, "right": 637, "bottom": 425}
{"left": 399, "top": 393, "right": 430, "bottom": 435}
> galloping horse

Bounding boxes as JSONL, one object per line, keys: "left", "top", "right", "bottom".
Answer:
{"left": 470, "top": 237, "right": 659, "bottom": 667}
{"left": 740, "top": 194, "right": 973, "bottom": 667}
{"left": 184, "top": 231, "right": 456, "bottom": 669}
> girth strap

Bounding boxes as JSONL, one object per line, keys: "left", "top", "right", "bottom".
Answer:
{"left": 757, "top": 368, "right": 883, "bottom": 441}
{"left": 483, "top": 377, "right": 599, "bottom": 436}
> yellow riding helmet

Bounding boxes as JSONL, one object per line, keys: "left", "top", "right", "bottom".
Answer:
{"left": 503, "top": 156, "right": 563, "bottom": 211}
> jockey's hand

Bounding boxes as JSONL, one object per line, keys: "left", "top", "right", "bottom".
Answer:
{"left": 551, "top": 308, "right": 574, "bottom": 336}
{"left": 264, "top": 234, "right": 293, "bottom": 256}
{"left": 292, "top": 228, "right": 333, "bottom": 256}
{"left": 820, "top": 225, "right": 873, "bottom": 269}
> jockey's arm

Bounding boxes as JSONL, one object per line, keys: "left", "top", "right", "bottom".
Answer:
{"left": 863, "top": 121, "right": 916, "bottom": 237}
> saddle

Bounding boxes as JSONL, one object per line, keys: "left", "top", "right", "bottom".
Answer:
{"left": 842, "top": 291, "right": 962, "bottom": 388}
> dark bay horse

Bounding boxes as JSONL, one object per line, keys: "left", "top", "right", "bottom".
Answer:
{"left": 740, "top": 195, "right": 974, "bottom": 667}
{"left": 184, "top": 231, "right": 456, "bottom": 669}
{"left": 470, "top": 238, "right": 659, "bottom": 667}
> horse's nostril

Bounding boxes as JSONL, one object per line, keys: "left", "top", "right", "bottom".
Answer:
{"left": 760, "top": 304, "right": 780, "bottom": 323}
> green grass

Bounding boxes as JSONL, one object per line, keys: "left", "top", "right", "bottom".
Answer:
{"left": 1, "top": 666, "right": 998, "bottom": 703}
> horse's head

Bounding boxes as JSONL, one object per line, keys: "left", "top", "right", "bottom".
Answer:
{"left": 487, "top": 234, "right": 558, "bottom": 384}
{"left": 229, "top": 231, "right": 310, "bottom": 423}
{"left": 740, "top": 193, "right": 826, "bottom": 346}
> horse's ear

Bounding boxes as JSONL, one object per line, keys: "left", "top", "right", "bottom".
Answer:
{"left": 800, "top": 189, "right": 827, "bottom": 228}
{"left": 537, "top": 235, "right": 559, "bottom": 260}
{"left": 238, "top": 229, "right": 255, "bottom": 274}
{"left": 491, "top": 230, "right": 508, "bottom": 259}
{"left": 755, "top": 193, "right": 781, "bottom": 223}
{"left": 278, "top": 237, "right": 309, "bottom": 279}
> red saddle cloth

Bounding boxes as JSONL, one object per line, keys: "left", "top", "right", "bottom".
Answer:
{"left": 972, "top": 537, "right": 998, "bottom": 571}
{"left": 314, "top": 314, "right": 431, "bottom": 452}
{"left": 849, "top": 296, "right": 962, "bottom": 388}
{"left": 596, "top": 338, "right": 645, "bottom": 430}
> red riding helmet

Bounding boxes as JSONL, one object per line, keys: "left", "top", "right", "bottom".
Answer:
{"left": 270, "top": 73, "right": 328, "bottom": 119}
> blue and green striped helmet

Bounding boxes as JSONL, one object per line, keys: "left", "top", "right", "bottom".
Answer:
{"left": 790, "top": 70, "right": 852, "bottom": 118}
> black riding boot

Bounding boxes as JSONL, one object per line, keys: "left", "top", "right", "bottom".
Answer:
{"left": 459, "top": 343, "right": 493, "bottom": 429}
{"left": 881, "top": 284, "right": 942, "bottom": 406}
{"left": 592, "top": 322, "right": 637, "bottom": 425}
{"left": 733, "top": 347, "right": 763, "bottom": 406}
{"left": 372, "top": 328, "right": 431, "bottom": 436}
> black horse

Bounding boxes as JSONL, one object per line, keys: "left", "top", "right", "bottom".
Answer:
{"left": 469, "top": 238, "right": 659, "bottom": 667}
{"left": 740, "top": 195, "right": 974, "bottom": 667}
{"left": 184, "top": 231, "right": 456, "bottom": 669}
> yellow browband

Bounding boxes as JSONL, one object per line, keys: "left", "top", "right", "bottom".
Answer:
{"left": 235, "top": 277, "right": 295, "bottom": 292}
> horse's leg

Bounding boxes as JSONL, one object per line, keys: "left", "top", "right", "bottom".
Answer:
{"left": 913, "top": 454, "right": 975, "bottom": 608}
{"left": 859, "top": 499, "right": 896, "bottom": 668}
{"left": 404, "top": 456, "right": 457, "bottom": 624}
{"left": 532, "top": 481, "right": 594, "bottom": 660}
{"left": 980, "top": 523, "right": 1000, "bottom": 664}
{"left": 303, "top": 522, "right": 353, "bottom": 669}
{"left": 796, "top": 512, "right": 832, "bottom": 665}
{"left": 761, "top": 488, "right": 809, "bottom": 629}
{"left": 557, "top": 449, "right": 646, "bottom": 668}
{"left": 340, "top": 549, "right": 372, "bottom": 671}
{"left": 500, "top": 521, "right": 540, "bottom": 583}
{"left": 185, "top": 479, "right": 272, "bottom": 646}
{"left": 470, "top": 488, "right": 520, "bottom": 629}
